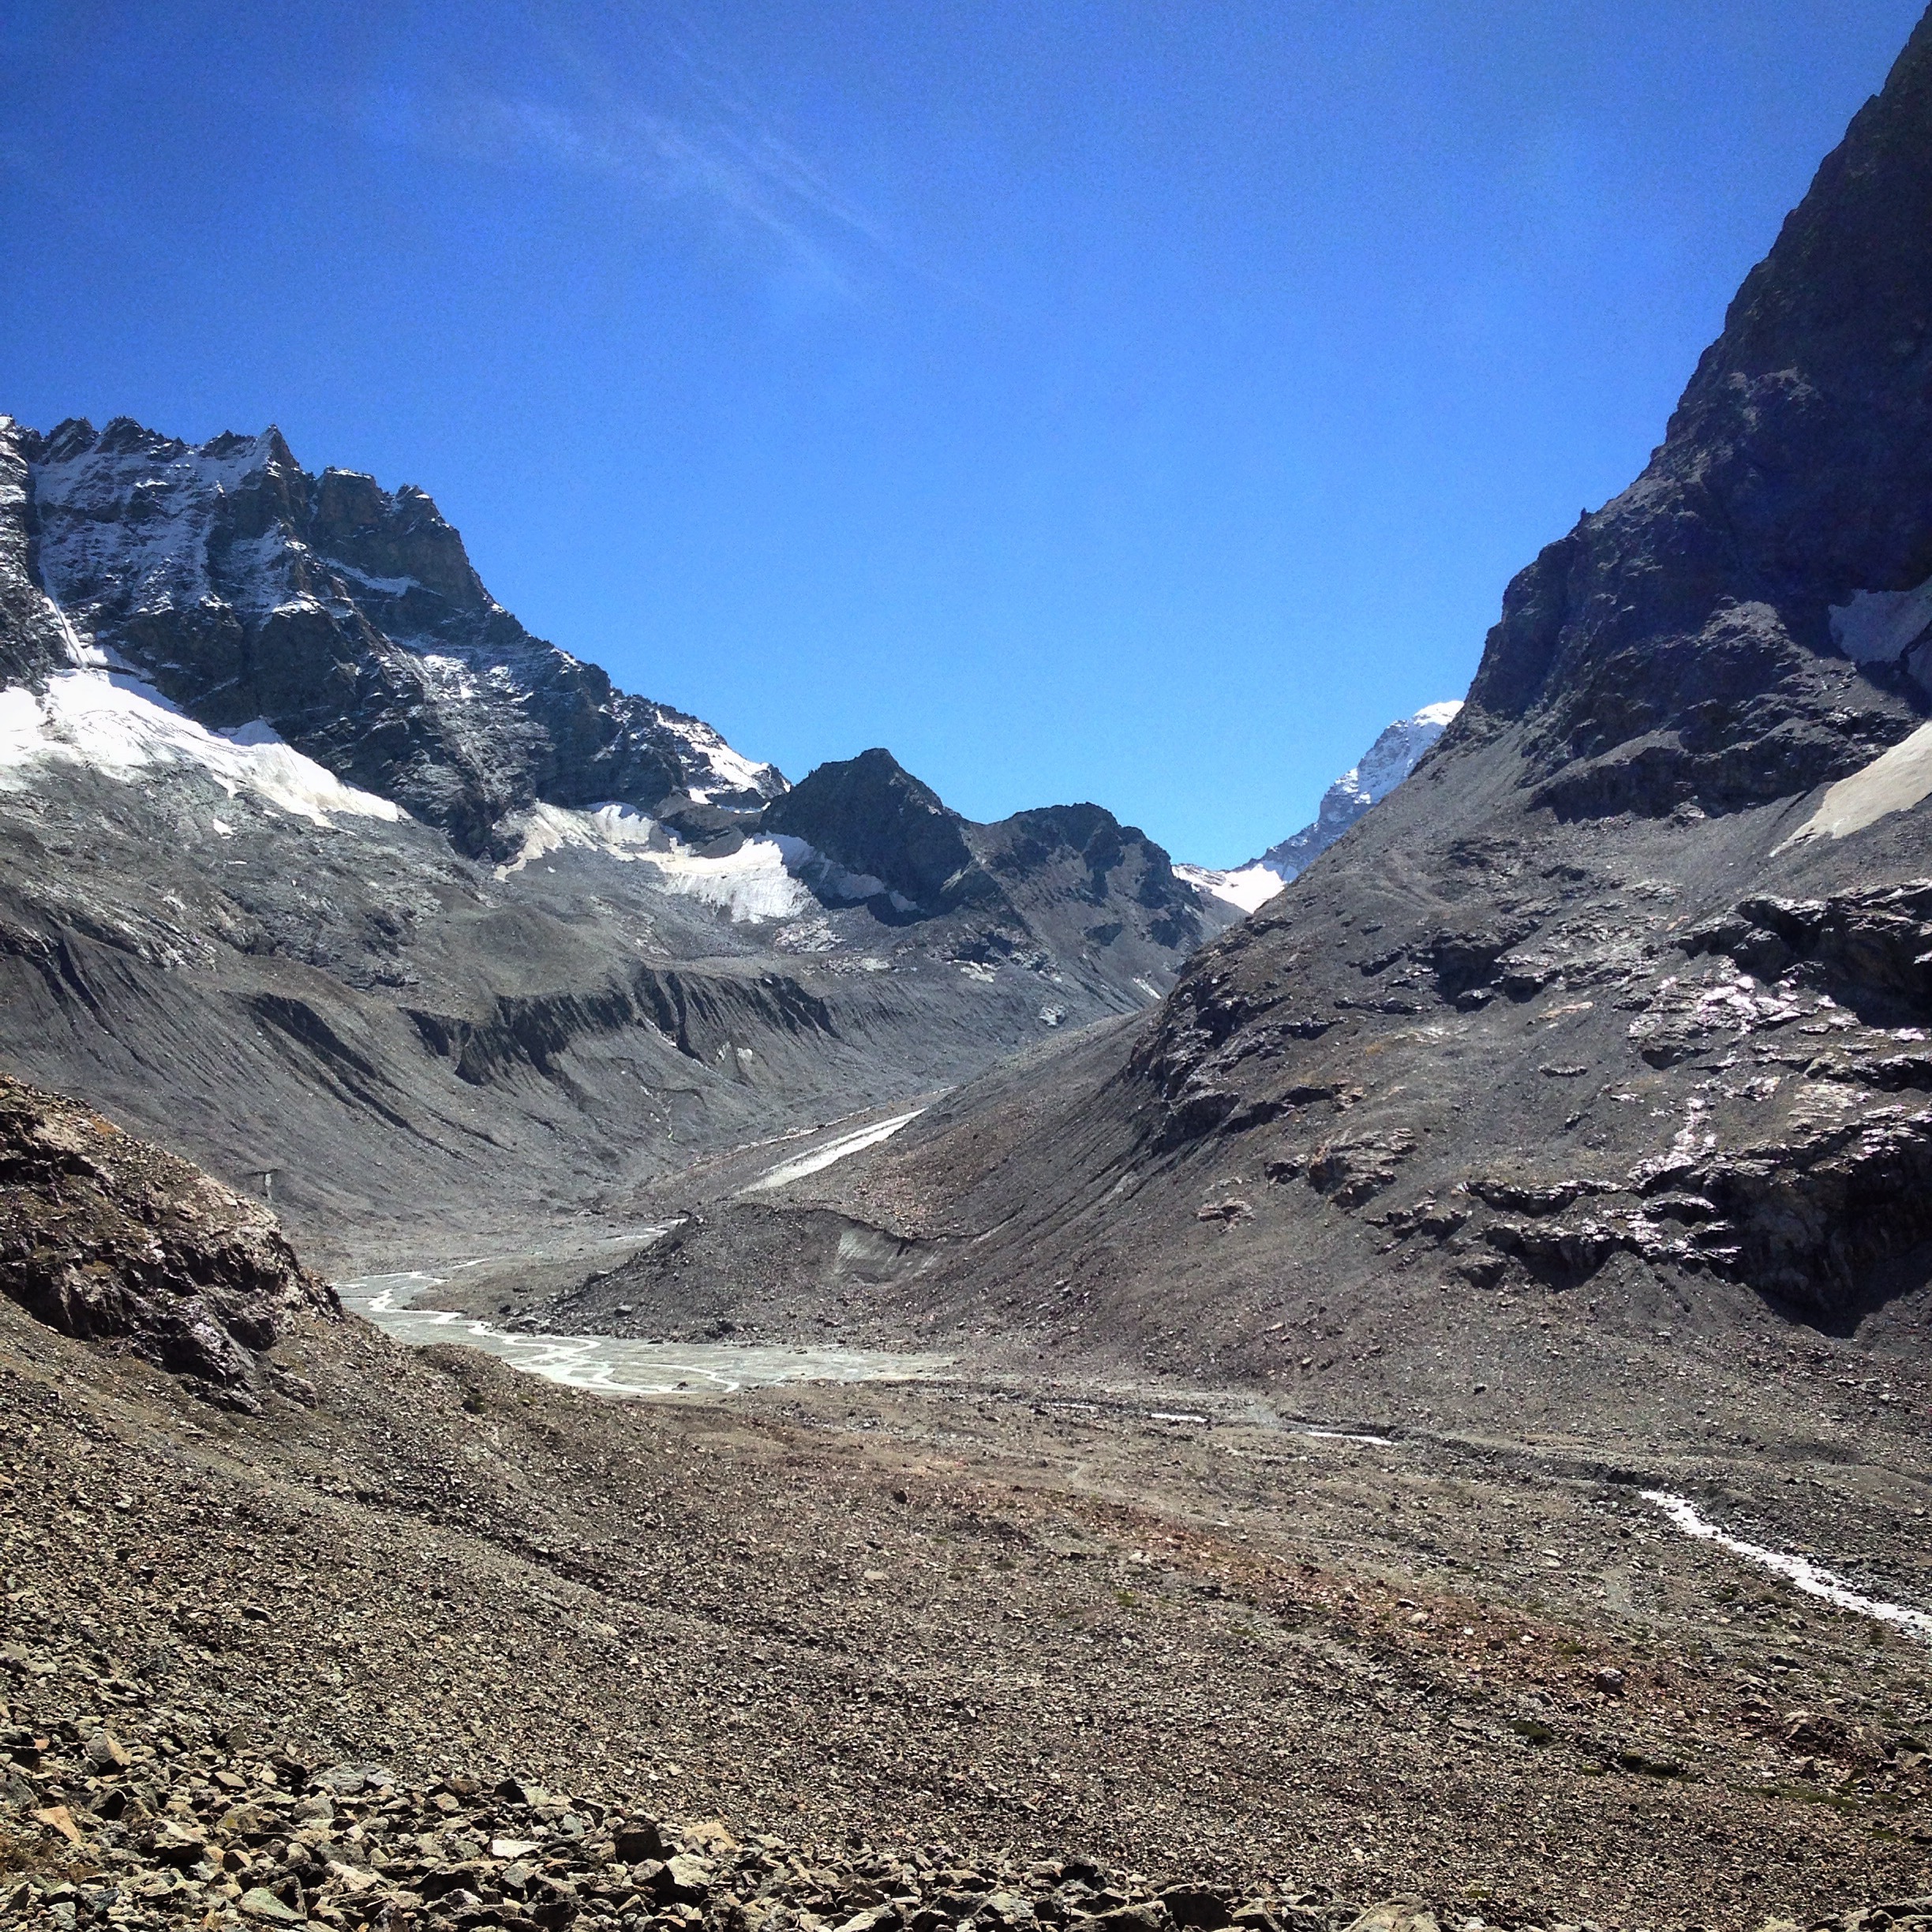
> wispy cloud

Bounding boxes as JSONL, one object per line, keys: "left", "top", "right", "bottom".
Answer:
{"left": 358, "top": 29, "right": 938, "bottom": 304}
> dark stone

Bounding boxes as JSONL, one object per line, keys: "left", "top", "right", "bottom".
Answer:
{"left": 612, "top": 1822, "right": 666, "bottom": 1865}
{"left": 1155, "top": 1887, "right": 1231, "bottom": 1930}
{"left": 760, "top": 749, "right": 981, "bottom": 913}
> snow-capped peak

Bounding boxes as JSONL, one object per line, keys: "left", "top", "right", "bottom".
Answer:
{"left": 651, "top": 710, "right": 786, "bottom": 804}
{"left": 1320, "top": 701, "right": 1463, "bottom": 829}
{"left": 1181, "top": 701, "right": 1462, "bottom": 914}
{"left": 6, "top": 413, "right": 786, "bottom": 850}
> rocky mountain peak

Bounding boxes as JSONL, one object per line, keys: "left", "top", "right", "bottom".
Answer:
{"left": 1257, "top": 701, "right": 1463, "bottom": 880}
{"left": 754, "top": 749, "right": 1215, "bottom": 963}
{"left": 1, "top": 412, "right": 785, "bottom": 857}
{"left": 306, "top": 462, "right": 485, "bottom": 606}
{"left": 762, "top": 747, "right": 975, "bottom": 912}
{"left": 1465, "top": 9, "right": 1932, "bottom": 818}
{"left": 1178, "top": 701, "right": 1462, "bottom": 912}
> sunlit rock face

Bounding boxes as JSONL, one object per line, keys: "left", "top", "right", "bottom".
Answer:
{"left": 9, "top": 413, "right": 784, "bottom": 858}
{"left": 773, "top": 13, "right": 1932, "bottom": 1411}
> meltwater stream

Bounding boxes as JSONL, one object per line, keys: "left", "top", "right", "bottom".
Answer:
{"left": 336, "top": 1272, "right": 953, "bottom": 1397}
{"left": 1643, "top": 1491, "right": 1932, "bottom": 1642}
{"left": 335, "top": 1106, "right": 953, "bottom": 1396}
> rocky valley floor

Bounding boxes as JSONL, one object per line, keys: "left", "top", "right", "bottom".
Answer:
{"left": 17, "top": 14, "right": 1932, "bottom": 1929}
{"left": 6, "top": 1281, "right": 1932, "bottom": 1932}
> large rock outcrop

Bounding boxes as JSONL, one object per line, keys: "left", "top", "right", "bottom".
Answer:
{"left": 762, "top": 748, "right": 983, "bottom": 912}
{"left": 762, "top": 748, "right": 1215, "bottom": 963}
{"left": 736, "top": 7, "right": 1932, "bottom": 1419}
{"left": 1462, "top": 14, "right": 1932, "bottom": 816}
{"left": 0, "top": 1074, "right": 336, "bottom": 1405}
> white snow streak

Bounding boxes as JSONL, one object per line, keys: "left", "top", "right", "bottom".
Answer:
{"left": 495, "top": 802, "right": 815, "bottom": 920}
{"left": 1643, "top": 1490, "right": 1932, "bottom": 1642}
{"left": 1174, "top": 860, "right": 1287, "bottom": 915}
{"left": 742, "top": 1110, "right": 925, "bottom": 1193}
{"left": 1777, "top": 717, "right": 1932, "bottom": 849}
{"left": 495, "top": 803, "right": 908, "bottom": 926}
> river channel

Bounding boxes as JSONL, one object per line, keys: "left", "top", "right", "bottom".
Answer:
{"left": 335, "top": 1271, "right": 954, "bottom": 1397}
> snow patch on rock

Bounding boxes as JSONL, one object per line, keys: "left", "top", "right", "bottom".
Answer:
{"left": 493, "top": 803, "right": 812, "bottom": 920}
{"left": 1830, "top": 575, "right": 1932, "bottom": 667}
{"left": 492, "top": 802, "right": 915, "bottom": 926}
{"left": 0, "top": 669, "right": 404, "bottom": 826}
{"left": 1777, "top": 717, "right": 1932, "bottom": 849}
{"left": 1174, "top": 861, "right": 1287, "bottom": 915}
{"left": 743, "top": 1110, "right": 926, "bottom": 1193}
{"left": 657, "top": 715, "right": 784, "bottom": 803}
{"left": 32, "top": 427, "right": 289, "bottom": 619}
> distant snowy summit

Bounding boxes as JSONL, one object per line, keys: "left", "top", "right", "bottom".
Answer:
{"left": 0, "top": 414, "right": 785, "bottom": 859}
{"left": 1178, "top": 701, "right": 1462, "bottom": 913}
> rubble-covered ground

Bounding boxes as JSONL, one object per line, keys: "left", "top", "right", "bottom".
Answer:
{"left": 4, "top": 1273, "right": 1932, "bottom": 1932}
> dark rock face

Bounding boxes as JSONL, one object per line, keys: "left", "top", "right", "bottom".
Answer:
{"left": 0, "top": 418, "right": 73, "bottom": 686}
{"left": 984, "top": 801, "right": 1181, "bottom": 908}
{"left": 9, "top": 415, "right": 784, "bottom": 857}
{"left": 0, "top": 1074, "right": 335, "bottom": 1406}
{"left": 761, "top": 747, "right": 1222, "bottom": 964}
{"left": 971, "top": 802, "right": 1211, "bottom": 953}
{"left": 746, "top": 9, "right": 1932, "bottom": 1412}
{"left": 762, "top": 748, "right": 981, "bottom": 911}
{"left": 1465, "top": 13, "right": 1932, "bottom": 818}
{"left": 1103, "top": 6, "right": 1932, "bottom": 1316}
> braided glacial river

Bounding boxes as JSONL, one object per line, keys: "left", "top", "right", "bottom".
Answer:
{"left": 334, "top": 1270, "right": 952, "bottom": 1396}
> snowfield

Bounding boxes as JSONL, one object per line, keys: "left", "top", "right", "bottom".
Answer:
{"left": 493, "top": 799, "right": 916, "bottom": 927}
{"left": 1173, "top": 859, "right": 1288, "bottom": 914}
{"left": 0, "top": 668, "right": 404, "bottom": 826}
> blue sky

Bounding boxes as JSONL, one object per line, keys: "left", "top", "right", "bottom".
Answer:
{"left": 3, "top": 2, "right": 1924, "bottom": 864}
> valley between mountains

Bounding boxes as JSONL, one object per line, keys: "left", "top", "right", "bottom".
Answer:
{"left": 13, "top": 9, "right": 1932, "bottom": 1932}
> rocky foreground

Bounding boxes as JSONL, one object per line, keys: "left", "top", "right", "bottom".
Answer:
{"left": 6, "top": 1211, "right": 1932, "bottom": 1932}
{"left": 4, "top": 1722, "right": 1930, "bottom": 1932}
{"left": 0, "top": 1728, "right": 1424, "bottom": 1932}
{"left": 0, "top": 1088, "right": 1928, "bottom": 1928}
{"left": 2, "top": 898, "right": 1930, "bottom": 1932}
